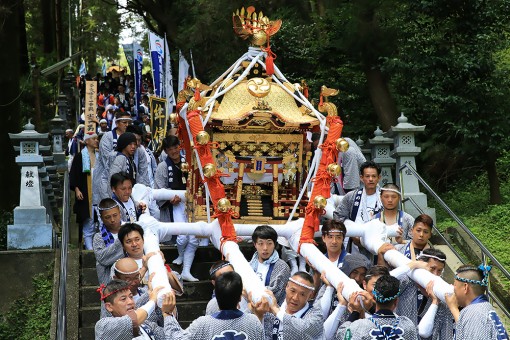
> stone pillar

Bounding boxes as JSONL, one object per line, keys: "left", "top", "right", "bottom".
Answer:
{"left": 385, "top": 113, "right": 436, "bottom": 220}
{"left": 8, "top": 121, "right": 54, "bottom": 249}
{"left": 356, "top": 136, "right": 371, "bottom": 161}
{"left": 369, "top": 126, "right": 395, "bottom": 186}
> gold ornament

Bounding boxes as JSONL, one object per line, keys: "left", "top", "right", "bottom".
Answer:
{"left": 196, "top": 131, "right": 210, "bottom": 145}
{"left": 327, "top": 163, "right": 341, "bottom": 177}
{"left": 169, "top": 113, "right": 178, "bottom": 125}
{"left": 313, "top": 195, "right": 327, "bottom": 210}
{"left": 335, "top": 138, "right": 349, "bottom": 152}
{"left": 217, "top": 198, "right": 232, "bottom": 212}
{"left": 180, "top": 162, "right": 189, "bottom": 172}
{"left": 247, "top": 77, "right": 271, "bottom": 98}
{"left": 203, "top": 163, "right": 217, "bottom": 178}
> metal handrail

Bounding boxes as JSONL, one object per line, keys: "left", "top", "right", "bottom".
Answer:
{"left": 402, "top": 195, "right": 510, "bottom": 320}
{"left": 56, "top": 171, "right": 69, "bottom": 340}
{"left": 399, "top": 163, "right": 510, "bottom": 279}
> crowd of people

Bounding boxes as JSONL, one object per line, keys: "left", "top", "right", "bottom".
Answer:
{"left": 66, "top": 72, "right": 507, "bottom": 339}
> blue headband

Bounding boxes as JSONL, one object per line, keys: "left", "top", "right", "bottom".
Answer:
{"left": 455, "top": 264, "right": 491, "bottom": 287}
{"left": 372, "top": 288, "right": 401, "bottom": 303}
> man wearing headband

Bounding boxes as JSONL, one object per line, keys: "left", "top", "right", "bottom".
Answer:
{"left": 373, "top": 183, "right": 415, "bottom": 243}
{"left": 445, "top": 264, "right": 508, "bottom": 340}
{"left": 93, "top": 198, "right": 125, "bottom": 285}
{"left": 257, "top": 272, "right": 324, "bottom": 340}
{"left": 162, "top": 271, "right": 264, "bottom": 339}
{"left": 70, "top": 132, "right": 99, "bottom": 250}
{"left": 95, "top": 279, "right": 165, "bottom": 339}
{"left": 333, "top": 161, "right": 383, "bottom": 254}
{"left": 395, "top": 214, "right": 434, "bottom": 261}
{"left": 336, "top": 275, "right": 418, "bottom": 339}
{"left": 396, "top": 249, "right": 449, "bottom": 330}
{"left": 98, "top": 118, "right": 109, "bottom": 133}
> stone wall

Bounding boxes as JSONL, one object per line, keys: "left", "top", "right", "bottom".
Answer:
{"left": 0, "top": 249, "right": 55, "bottom": 314}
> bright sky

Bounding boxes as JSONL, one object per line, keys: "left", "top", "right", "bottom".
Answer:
{"left": 118, "top": 0, "right": 145, "bottom": 44}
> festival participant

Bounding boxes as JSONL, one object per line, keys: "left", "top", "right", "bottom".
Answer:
{"left": 154, "top": 135, "right": 198, "bottom": 281}
{"left": 417, "top": 280, "right": 454, "bottom": 340}
{"left": 311, "top": 219, "right": 349, "bottom": 313}
{"left": 249, "top": 225, "right": 291, "bottom": 305}
{"left": 162, "top": 271, "right": 264, "bottom": 339}
{"left": 205, "top": 260, "right": 249, "bottom": 315}
{"left": 395, "top": 214, "right": 434, "bottom": 260}
{"left": 333, "top": 137, "right": 366, "bottom": 195}
{"left": 445, "top": 264, "right": 509, "bottom": 340}
{"left": 93, "top": 198, "right": 125, "bottom": 285}
{"left": 396, "top": 249, "right": 449, "bottom": 327}
{"left": 70, "top": 132, "right": 99, "bottom": 250}
{"left": 94, "top": 110, "right": 131, "bottom": 203}
{"left": 255, "top": 272, "right": 324, "bottom": 340}
{"left": 336, "top": 275, "right": 418, "bottom": 339}
{"left": 95, "top": 279, "right": 165, "bottom": 339}
{"left": 373, "top": 183, "right": 415, "bottom": 243}
{"left": 340, "top": 253, "right": 371, "bottom": 288}
{"left": 98, "top": 118, "right": 109, "bottom": 133}
{"left": 333, "top": 161, "right": 383, "bottom": 254}
{"left": 110, "top": 172, "right": 146, "bottom": 223}
{"left": 109, "top": 132, "right": 139, "bottom": 184}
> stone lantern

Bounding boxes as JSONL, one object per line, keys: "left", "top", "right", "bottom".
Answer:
{"left": 356, "top": 136, "right": 371, "bottom": 161}
{"left": 8, "top": 120, "right": 53, "bottom": 249}
{"left": 385, "top": 113, "right": 435, "bottom": 219}
{"left": 50, "top": 111, "right": 67, "bottom": 171}
{"left": 369, "top": 126, "right": 395, "bottom": 186}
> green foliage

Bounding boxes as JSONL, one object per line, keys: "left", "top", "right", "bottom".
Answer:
{"left": 0, "top": 211, "right": 13, "bottom": 250}
{"left": 0, "top": 265, "right": 53, "bottom": 339}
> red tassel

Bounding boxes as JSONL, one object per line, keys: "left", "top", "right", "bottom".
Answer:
{"left": 266, "top": 54, "right": 274, "bottom": 76}
{"left": 303, "top": 87, "right": 309, "bottom": 99}
{"left": 319, "top": 95, "right": 324, "bottom": 107}
{"left": 194, "top": 87, "right": 200, "bottom": 101}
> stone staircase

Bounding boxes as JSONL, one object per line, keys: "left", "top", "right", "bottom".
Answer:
{"left": 78, "top": 243, "right": 255, "bottom": 339}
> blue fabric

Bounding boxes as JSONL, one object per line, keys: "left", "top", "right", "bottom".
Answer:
{"left": 212, "top": 309, "right": 244, "bottom": 320}
{"left": 100, "top": 223, "right": 114, "bottom": 247}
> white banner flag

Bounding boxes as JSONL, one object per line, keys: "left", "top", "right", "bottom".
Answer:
{"left": 148, "top": 31, "right": 164, "bottom": 98}
{"left": 178, "top": 50, "right": 190, "bottom": 93}
{"left": 164, "top": 34, "right": 176, "bottom": 107}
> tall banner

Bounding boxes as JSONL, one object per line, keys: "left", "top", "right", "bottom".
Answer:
{"left": 122, "top": 44, "right": 134, "bottom": 74}
{"left": 164, "top": 34, "right": 176, "bottom": 107}
{"left": 178, "top": 50, "right": 190, "bottom": 92}
{"left": 149, "top": 96, "right": 167, "bottom": 151}
{"left": 149, "top": 32, "right": 164, "bottom": 98}
{"left": 84, "top": 81, "right": 97, "bottom": 135}
{"left": 133, "top": 42, "right": 144, "bottom": 117}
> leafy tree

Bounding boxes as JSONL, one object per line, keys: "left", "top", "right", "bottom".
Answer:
{"left": 383, "top": 0, "right": 510, "bottom": 203}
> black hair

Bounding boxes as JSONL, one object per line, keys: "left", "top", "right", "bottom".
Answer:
{"left": 209, "top": 260, "right": 233, "bottom": 280}
{"left": 127, "top": 124, "right": 144, "bottom": 136}
{"left": 110, "top": 172, "right": 133, "bottom": 189}
{"left": 291, "top": 271, "right": 314, "bottom": 286}
{"left": 118, "top": 223, "right": 144, "bottom": 245}
{"left": 252, "top": 225, "right": 278, "bottom": 244}
{"left": 373, "top": 275, "right": 400, "bottom": 306}
{"left": 162, "top": 135, "right": 180, "bottom": 149}
{"left": 418, "top": 248, "right": 446, "bottom": 262}
{"left": 215, "top": 271, "right": 243, "bottom": 310}
{"left": 103, "top": 279, "right": 130, "bottom": 304}
{"left": 364, "top": 265, "right": 390, "bottom": 283}
{"left": 360, "top": 160, "right": 381, "bottom": 176}
{"left": 455, "top": 264, "right": 488, "bottom": 295}
{"left": 99, "top": 198, "right": 120, "bottom": 212}
{"left": 413, "top": 214, "right": 434, "bottom": 230}
{"left": 322, "top": 219, "right": 346, "bottom": 236}
{"left": 115, "top": 110, "right": 131, "bottom": 119}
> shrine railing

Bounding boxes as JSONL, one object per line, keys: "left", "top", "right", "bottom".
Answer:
{"left": 399, "top": 163, "right": 510, "bottom": 320}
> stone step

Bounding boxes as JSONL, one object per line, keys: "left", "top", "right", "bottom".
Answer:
{"left": 80, "top": 244, "right": 256, "bottom": 269}
{"left": 79, "top": 300, "right": 208, "bottom": 328}
{"left": 81, "top": 280, "right": 214, "bottom": 308}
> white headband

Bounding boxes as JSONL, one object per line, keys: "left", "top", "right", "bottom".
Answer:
{"left": 112, "top": 259, "right": 140, "bottom": 275}
{"left": 417, "top": 252, "right": 446, "bottom": 262}
{"left": 289, "top": 277, "right": 315, "bottom": 291}
{"left": 116, "top": 117, "right": 132, "bottom": 121}
{"left": 380, "top": 188, "right": 402, "bottom": 196}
